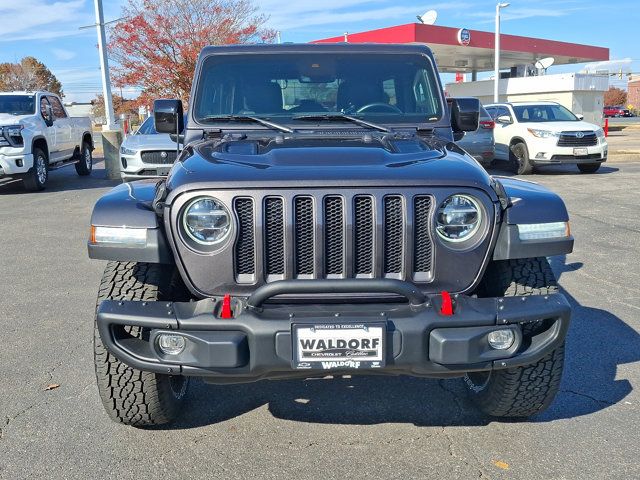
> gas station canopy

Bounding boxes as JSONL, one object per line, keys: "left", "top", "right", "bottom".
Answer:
{"left": 314, "top": 23, "right": 609, "bottom": 74}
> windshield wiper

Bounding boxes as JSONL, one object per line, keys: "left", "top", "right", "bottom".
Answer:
{"left": 199, "top": 115, "right": 294, "bottom": 133}
{"left": 292, "top": 113, "right": 390, "bottom": 133}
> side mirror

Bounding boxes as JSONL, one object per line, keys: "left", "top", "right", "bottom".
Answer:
{"left": 44, "top": 105, "right": 54, "bottom": 127}
{"left": 448, "top": 97, "right": 480, "bottom": 133}
{"left": 576, "top": 114, "right": 584, "bottom": 120}
{"left": 496, "top": 115, "right": 512, "bottom": 125}
{"left": 154, "top": 99, "right": 184, "bottom": 135}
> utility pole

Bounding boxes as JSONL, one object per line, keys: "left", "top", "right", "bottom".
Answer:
{"left": 94, "top": 0, "right": 117, "bottom": 131}
{"left": 494, "top": 2, "right": 510, "bottom": 102}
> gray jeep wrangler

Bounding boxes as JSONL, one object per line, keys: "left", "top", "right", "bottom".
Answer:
{"left": 88, "top": 44, "right": 573, "bottom": 427}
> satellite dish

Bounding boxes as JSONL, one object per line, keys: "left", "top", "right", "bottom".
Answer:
{"left": 535, "top": 57, "right": 555, "bottom": 70}
{"left": 417, "top": 10, "right": 438, "bottom": 25}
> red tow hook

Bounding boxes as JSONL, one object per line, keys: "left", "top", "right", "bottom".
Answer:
{"left": 440, "top": 291, "right": 454, "bottom": 316}
{"left": 220, "top": 294, "right": 233, "bottom": 319}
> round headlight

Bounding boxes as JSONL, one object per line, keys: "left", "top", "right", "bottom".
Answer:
{"left": 183, "top": 197, "right": 231, "bottom": 245}
{"left": 436, "top": 194, "right": 482, "bottom": 242}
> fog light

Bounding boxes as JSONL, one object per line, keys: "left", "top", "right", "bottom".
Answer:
{"left": 487, "top": 329, "right": 515, "bottom": 350}
{"left": 158, "top": 334, "right": 186, "bottom": 355}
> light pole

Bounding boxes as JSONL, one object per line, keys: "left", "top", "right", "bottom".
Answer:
{"left": 494, "top": 2, "right": 510, "bottom": 102}
{"left": 93, "top": 0, "right": 117, "bottom": 131}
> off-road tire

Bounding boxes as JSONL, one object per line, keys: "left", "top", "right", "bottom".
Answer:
{"left": 94, "top": 261, "right": 189, "bottom": 427}
{"left": 75, "top": 140, "right": 93, "bottom": 176}
{"left": 577, "top": 163, "right": 601, "bottom": 174}
{"left": 510, "top": 142, "right": 533, "bottom": 175}
{"left": 23, "top": 147, "right": 48, "bottom": 191}
{"left": 464, "top": 257, "right": 565, "bottom": 417}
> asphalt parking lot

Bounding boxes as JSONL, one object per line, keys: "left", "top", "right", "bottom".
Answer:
{"left": 1, "top": 159, "right": 639, "bottom": 480}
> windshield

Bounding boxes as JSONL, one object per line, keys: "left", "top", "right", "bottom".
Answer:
{"left": 137, "top": 114, "right": 187, "bottom": 134}
{"left": 136, "top": 116, "right": 157, "bottom": 135}
{"left": 193, "top": 53, "right": 443, "bottom": 126}
{"left": 0, "top": 95, "right": 35, "bottom": 115}
{"left": 512, "top": 104, "right": 578, "bottom": 123}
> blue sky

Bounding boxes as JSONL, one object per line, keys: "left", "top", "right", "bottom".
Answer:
{"left": 0, "top": 0, "right": 638, "bottom": 102}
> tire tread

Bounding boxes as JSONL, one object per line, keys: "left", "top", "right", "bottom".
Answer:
{"left": 94, "top": 261, "right": 187, "bottom": 427}
{"left": 465, "top": 257, "right": 564, "bottom": 417}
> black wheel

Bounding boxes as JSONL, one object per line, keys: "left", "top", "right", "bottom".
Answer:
{"left": 509, "top": 142, "right": 533, "bottom": 175}
{"left": 464, "top": 258, "right": 565, "bottom": 418}
{"left": 75, "top": 140, "right": 93, "bottom": 176}
{"left": 577, "top": 163, "right": 601, "bottom": 174}
{"left": 23, "top": 148, "right": 48, "bottom": 191}
{"left": 94, "top": 261, "right": 190, "bottom": 427}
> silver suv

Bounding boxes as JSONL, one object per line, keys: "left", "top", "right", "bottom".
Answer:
{"left": 119, "top": 116, "right": 182, "bottom": 181}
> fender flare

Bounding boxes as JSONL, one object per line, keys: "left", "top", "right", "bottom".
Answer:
{"left": 492, "top": 177, "right": 573, "bottom": 260}
{"left": 88, "top": 181, "right": 173, "bottom": 264}
{"left": 31, "top": 135, "right": 49, "bottom": 159}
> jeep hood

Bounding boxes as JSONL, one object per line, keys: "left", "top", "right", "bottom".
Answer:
{"left": 165, "top": 136, "right": 495, "bottom": 197}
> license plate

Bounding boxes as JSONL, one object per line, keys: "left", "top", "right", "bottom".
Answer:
{"left": 573, "top": 148, "right": 588, "bottom": 156}
{"left": 156, "top": 167, "right": 171, "bottom": 176}
{"left": 292, "top": 323, "right": 385, "bottom": 370}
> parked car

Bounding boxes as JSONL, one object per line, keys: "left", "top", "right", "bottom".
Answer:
{"left": 456, "top": 105, "right": 495, "bottom": 166}
{"left": 603, "top": 105, "right": 632, "bottom": 118}
{"left": 0, "top": 91, "right": 93, "bottom": 190}
{"left": 486, "top": 101, "right": 607, "bottom": 174}
{"left": 119, "top": 115, "right": 184, "bottom": 181}
{"left": 88, "top": 43, "right": 573, "bottom": 427}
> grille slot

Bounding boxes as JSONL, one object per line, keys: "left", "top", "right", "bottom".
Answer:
{"left": 234, "top": 198, "right": 255, "bottom": 278}
{"left": 324, "top": 197, "right": 345, "bottom": 276}
{"left": 557, "top": 132, "right": 597, "bottom": 147}
{"left": 294, "top": 197, "right": 315, "bottom": 276}
{"left": 354, "top": 196, "right": 374, "bottom": 275}
{"left": 264, "top": 197, "right": 285, "bottom": 277}
{"left": 140, "top": 150, "right": 178, "bottom": 164}
{"left": 414, "top": 196, "right": 433, "bottom": 278}
{"left": 383, "top": 196, "right": 404, "bottom": 275}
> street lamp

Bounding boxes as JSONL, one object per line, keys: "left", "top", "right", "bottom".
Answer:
{"left": 494, "top": 2, "right": 510, "bottom": 102}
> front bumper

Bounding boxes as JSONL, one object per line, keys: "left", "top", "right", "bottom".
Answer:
{"left": 529, "top": 139, "right": 608, "bottom": 165}
{"left": 96, "top": 280, "right": 571, "bottom": 383}
{"left": 120, "top": 152, "right": 174, "bottom": 181}
{"left": 0, "top": 149, "right": 34, "bottom": 178}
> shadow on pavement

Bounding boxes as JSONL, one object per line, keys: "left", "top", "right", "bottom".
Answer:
{"left": 0, "top": 161, "right": 120, "bottom": 195}
{"left": 537, "top": 256, "right": 638, "bottom": 421}
{"left": 165, "top": 255, "right": 637, "bottom": 430}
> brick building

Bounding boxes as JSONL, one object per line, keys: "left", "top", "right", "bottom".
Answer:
{"left": 628, "top": 75, "right": 640, "bottom": 110}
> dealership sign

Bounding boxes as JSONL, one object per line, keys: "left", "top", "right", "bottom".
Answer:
{"left": 457, "top": 28, "right": 471, "bottom": 46}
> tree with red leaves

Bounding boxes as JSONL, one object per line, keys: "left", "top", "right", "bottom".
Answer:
{"left": 604, "top": 87, "right": 627, "bottom": 107}
{"left": 108, "top": 0, "right": 275, "bottom": 106}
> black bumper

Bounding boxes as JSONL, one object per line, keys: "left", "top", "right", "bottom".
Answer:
{"left": 96, "top": 280, "right": 571, "bottom": 383}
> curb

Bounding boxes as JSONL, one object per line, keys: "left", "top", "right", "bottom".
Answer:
{"left": 607, "top": 153, "right": 640, "bottom": 163}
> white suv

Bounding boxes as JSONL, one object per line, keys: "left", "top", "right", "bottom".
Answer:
{"left": 486, "top": 101, "right": 607, "bottom": 174}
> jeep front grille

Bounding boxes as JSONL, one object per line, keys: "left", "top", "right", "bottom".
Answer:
{"left": 232, "top": 192, "right": 434, "bottom": 283}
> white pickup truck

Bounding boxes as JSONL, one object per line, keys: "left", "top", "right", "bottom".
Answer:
{"left": 0, "top": 91, "right": 94, "bottom": 191}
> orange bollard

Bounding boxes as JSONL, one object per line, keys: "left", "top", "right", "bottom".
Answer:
{"left": 604, "top": 118, "right": 609, "bottom": 137}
